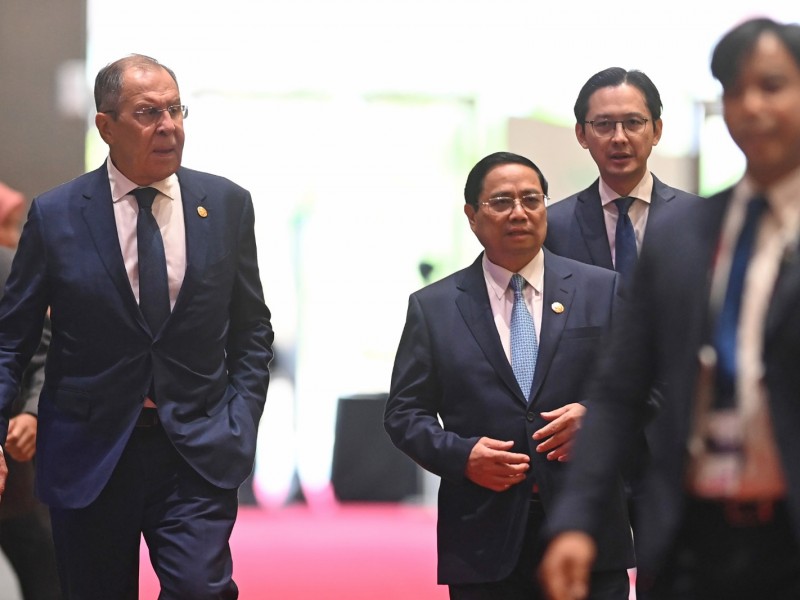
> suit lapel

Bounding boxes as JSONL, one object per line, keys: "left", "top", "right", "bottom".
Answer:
{"left": 80, "top": 166, "right": 141, "bottom": 318}
{"left": 645, "top": 175, "right": 677, "bottom": 232}
{"left": 575, "top": 182, "right": 614, "bottom": 269}
{"left": 455, "top": 256, "right": 523, "bottom": 402}
{"left": 766, "top": 241, "right": 800, "bottom": 342}
{"left": 171, "top": 168, "right": 210, "bottom": 315}
{"left": 529, "top": 251, "right": 573, "bottom": 405}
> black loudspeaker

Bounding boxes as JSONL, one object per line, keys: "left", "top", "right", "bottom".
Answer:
{"left": 331, "top": 394, "right": 420, "bottom": 502}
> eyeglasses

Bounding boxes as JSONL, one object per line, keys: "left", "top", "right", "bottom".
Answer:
{"left": 103, "top": 105, "right": 189, "bottom": 126}
{"left": 583, "top": 117, "right": 648, "bottom": 137}
{"left": 479, "top": 193, "right": 548, "bottom": 215}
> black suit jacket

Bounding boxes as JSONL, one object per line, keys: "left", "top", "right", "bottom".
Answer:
{"left": 385, "top": 250, "right": 633, "bottom": 585}
{"left": 546, "top": 187, "right": 800, "bottom": 579}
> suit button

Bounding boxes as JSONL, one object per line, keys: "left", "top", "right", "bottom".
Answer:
{"left": 526, "top": 412, "right": 535, "bottom": 422}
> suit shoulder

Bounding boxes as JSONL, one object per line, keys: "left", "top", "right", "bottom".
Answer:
{"left": 546, "top": 251, "right": 616, "bottom": 283}
{"left": 178, "top": 167, "right": 249, "bottom": 195}
{"left": 33, "top": 168, "right": 103, "bottom": 205}
{"left": 412, "top": 266, "right": 468, "bottom": 300}
{"left": 546, "top": 193, "right": 580, "bottom": 221}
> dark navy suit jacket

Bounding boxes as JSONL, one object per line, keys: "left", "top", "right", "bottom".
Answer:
{"left": 385, "top": 250, "right": 633, "bottom": 585}
{"left": 546, "top": 187, "right": 800, "bottom": 580}
{"left": 0, "top": 164, "right": 274, "bottom": 509}
{"left": 544, "top": 174, "right": 700, "bottom": 269}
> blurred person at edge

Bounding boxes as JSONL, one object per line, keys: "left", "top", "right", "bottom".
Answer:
{"left": 540, "top": 17, "right": 800, "bottom": 600}
{"left": 0, "top": 181, "right": 61, "bottom": 600}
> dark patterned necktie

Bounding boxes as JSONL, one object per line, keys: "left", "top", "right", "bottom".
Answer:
{"left": 510, "top": 274, "right": 538, "bottom": 400}
{"left": 134, "top": 187, "right": 170, "bottom": 334}
{"left": 713, "top": 196, "right": 768, "bottom": 408}
{"left": 614, "top": 196, "right": 638, "bottom": 282}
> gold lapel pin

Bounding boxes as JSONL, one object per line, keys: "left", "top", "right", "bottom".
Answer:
{"left": 197, "top": 206, "right": 208, "bottom": 218}
{"left": 551, "top": 301, "right": 564, "bottom": 314}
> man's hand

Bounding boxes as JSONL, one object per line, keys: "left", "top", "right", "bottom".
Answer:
{"left": 538, "top": 531, "right": 597, "bottom": 600}
{"left": 465, "top": 437, "right": 530, "bottom": 492}
{"left": 532, "top": 403, "right": 586, "bottom": 461}
{"left": 6, "top": 413, "right": 38, "bottom": 462}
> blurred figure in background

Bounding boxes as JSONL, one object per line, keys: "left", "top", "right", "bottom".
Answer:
{"left": 0, "top": 180, "right": 61, "bottom": 599}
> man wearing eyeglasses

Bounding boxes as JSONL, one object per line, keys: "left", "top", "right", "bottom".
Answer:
{"left": 0, "top": 54, "right": 273, "bottom": 599}
{"left": 545, "top": 67, "right": 699, "bottom": 288}
{"left": 385, "top": 151, "right": 632, "bottom": 599}
{"left": 544, "top": 67, "right": 700, "bottom": 542}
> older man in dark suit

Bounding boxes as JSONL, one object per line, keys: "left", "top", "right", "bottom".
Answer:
{"left": 385, "top": 152, "right": 632, "bottom": 599}
{"left": 0, "top": 55, "right": 273, "bottom": 599}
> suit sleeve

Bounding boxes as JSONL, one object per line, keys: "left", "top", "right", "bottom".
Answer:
{"left": 224, "top": 191, "right": 274, "bottom": 426}
{"left": 0, "top": 201, "right": 50, "bottom": 441}
{"left": 384, "top": 293, "right": 478, "bottom": 483}
{"left": 14, "top": 315, "right": 51, "bottom": 417}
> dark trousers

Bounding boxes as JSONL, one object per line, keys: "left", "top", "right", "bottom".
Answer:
{"left": 49, "top": 422, "right": 239, "bottom": 600}
{"left": 642, "top": 497, "right": 800, "bottom": 600}
{"left": 449, "top": 499, "right": 629, "bottom": 600}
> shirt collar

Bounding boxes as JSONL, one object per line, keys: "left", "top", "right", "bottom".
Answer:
{"left": 737, "top": 164, "right": 800, "bottom": 238}
{"left": 482, "top": 250, "right": 545, "bottom": 300}
{"left": 599, "top": 171, "right": 654, "bottom": 207}
{"left": 106, "top": 156, "right": 179, "bottom": 204}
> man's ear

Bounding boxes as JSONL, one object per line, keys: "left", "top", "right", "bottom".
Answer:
{"left": 95, "top": 112, "right": 114, "bottom": 145}
{"left": 464, "top": 203, "right": 478, "bottom": 232}
{"left": 575, "top": 122, "right": 589, "bottom": 149}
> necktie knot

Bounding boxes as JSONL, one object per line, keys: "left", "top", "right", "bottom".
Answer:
{"left": 134, "top": 187, "right": 158, "bottom": 211}
{"left": 614, "top": 196, "right": 635, "bottom": 216}
{"left": 510, "top": 273, "right": 526, "bottom": 294}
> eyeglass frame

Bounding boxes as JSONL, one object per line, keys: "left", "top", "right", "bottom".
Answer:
{"left": 101, "top": 104, "right": 189, "bottom": 125}
{"left": 582, "top": 117, "right": 649, "bottom": 137}
{"left": 478, "top": 193, "right": 549, "bottom": 215}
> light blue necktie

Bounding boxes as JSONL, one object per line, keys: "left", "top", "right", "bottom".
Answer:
{"left": 510, "top": 274, "right": 538, "bottom": 400}
{"left": 614, "top": 196, "right": 638, "bottom": 283}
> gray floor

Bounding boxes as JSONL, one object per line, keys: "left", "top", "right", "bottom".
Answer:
{"left": 0, "top": 552, "right": 22, "bottom": 600}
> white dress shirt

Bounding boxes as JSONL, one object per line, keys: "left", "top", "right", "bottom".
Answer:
{"left": 481, "top": 251, "right": 544, "bottom": 364}
{"left": 599, "top": 172, "right": 654, "bottom": 268}
{"left": 106, "top": 157, "right": 186, "bottom": 309}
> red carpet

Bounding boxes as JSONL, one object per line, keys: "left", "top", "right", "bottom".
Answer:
{"left": 139, "top": 503, "right": 448, "bottom": 599}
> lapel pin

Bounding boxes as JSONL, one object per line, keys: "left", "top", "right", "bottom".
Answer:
{"left": 197, "top": 206, "right": 208, "bottom": 218}
{"left": 551, "top": 301, "right": 564, "bottom": 314}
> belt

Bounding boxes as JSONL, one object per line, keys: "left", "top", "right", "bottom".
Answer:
{"left": 135, "top": 407, "right": 160, "bottom": 428}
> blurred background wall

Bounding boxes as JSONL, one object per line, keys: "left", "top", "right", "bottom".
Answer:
{"left": 0, "top": 0, "right": 86, "bottom": 200}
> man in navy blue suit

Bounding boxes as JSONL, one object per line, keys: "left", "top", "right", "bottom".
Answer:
{"left": 545, "top": 67, "right": 698, "bottom": 281}
{"left": 385, "top": 152, "right": 632, "bottom": 599}
{"left": 0, "top": 54, "right": 273, "bottom": 599}
{"left": 544, "top": 67, "right": 699, "bottom": 534}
